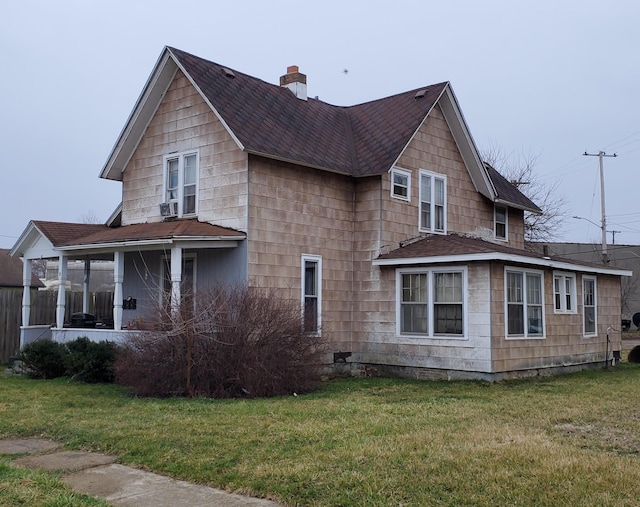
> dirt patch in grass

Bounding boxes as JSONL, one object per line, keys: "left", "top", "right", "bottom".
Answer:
{"left": 553, "top": 419, "right": 640, "bottom": 455}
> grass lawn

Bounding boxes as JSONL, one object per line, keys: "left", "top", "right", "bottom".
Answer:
{"left": 1, "top": 363, "right": 639, "bottom": 506}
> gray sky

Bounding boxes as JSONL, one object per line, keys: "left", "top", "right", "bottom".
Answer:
{"left": 2, "top": 0, "right": 639, "bottom": 249}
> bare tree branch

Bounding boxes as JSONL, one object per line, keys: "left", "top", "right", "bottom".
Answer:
{"left": 482, "top": 142, "right": 568, "bottom": 243}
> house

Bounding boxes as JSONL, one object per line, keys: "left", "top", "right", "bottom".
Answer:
{"left": 10, "top": 47, "right": 631, "bottom": 379}
{"left": 0, "top": 249, "right": 43, "bottom": 362}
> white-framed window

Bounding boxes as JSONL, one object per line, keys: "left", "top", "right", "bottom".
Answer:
{"left": 505, "top": 267, "right": 544, "bottom": 338}
{"left": 494, "top": 205, "right": 508, "bottom": 240}
{"left": 583, "top": 276, "right": 597, "bottom": 336}
{"left": 391, "top": 167, "right": 411, "bottom": 201}
{"left": 397, "top": 267, "right": 466, "bottom": 337}
{"left": 301, "top": 254, "right": 322, "bottom": 334}
{"left": 164, "top": 151, "right": 199, "bottom": 217}
{"left": 553, "top": 272, "right": 576, "bottom": 313}
{"left": 419, "top": 170, "right": 446, "bottom": 233}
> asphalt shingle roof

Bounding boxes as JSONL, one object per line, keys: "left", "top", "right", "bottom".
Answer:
{"left": 0, "top": 249, "right": 43, "bottom": 287}
{"left": 32, "top": 220, "right": 244, "bottom": 248}
{"left": 169, "top": 47, "right": 447, "bottom": 177}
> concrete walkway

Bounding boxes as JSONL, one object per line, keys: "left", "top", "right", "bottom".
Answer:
{"left": 1, "top": 438, "right": 280, "bottom": 507}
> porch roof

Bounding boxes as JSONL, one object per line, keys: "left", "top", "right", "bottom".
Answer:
{"left": 373, "top": 233, "right": 632, "bottom": 277}
{"left": 11, "top": 219, "right": 245, "bottom": 258}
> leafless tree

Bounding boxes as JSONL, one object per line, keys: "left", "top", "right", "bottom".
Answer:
{"left": 482, "top": 142, "right": 568, "bottom": 244}
{"left": 78, "top": 210, "right": 102, "bottom": 224}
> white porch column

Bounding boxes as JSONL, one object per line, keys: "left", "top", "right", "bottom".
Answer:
{"left": 56, "top": 255, "right": 67, "bottom": 328}
{"left": 170, "top": 246, "right": 182, "bottom": 314}
{"left": 21, "top": 258, "right": 33, "bottom": 327}
{"left": 113, "top": 251, "right": 124, "bottom": 331}
{"left": 82, "top": 260, "right": 91, "bottom": 314}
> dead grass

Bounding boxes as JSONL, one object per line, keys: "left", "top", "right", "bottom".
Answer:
{"left": 1, "top": 365, "right": 640, "bottom": 506}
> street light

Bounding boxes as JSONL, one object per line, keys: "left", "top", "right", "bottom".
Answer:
{"left": 572, "top": 216, "right": 607, "bottom": 263}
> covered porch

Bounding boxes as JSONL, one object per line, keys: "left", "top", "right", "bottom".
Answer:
{"left": 10, "top": 219, "right": 246, "bottom": 348}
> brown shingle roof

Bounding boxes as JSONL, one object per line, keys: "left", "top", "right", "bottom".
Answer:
{"left": 169, "top": 47, "right": 447, "bottom": 177}
{"left": 0, "top": 249, "right": 43, "bottom": 287}
{"left": 377, "top": 233, "right": 619, "bottom": 273}
{"left": 484, "top": 164, "right": 541, "bottom": 213}
{"left": 32, "top": 219, "right": 244, "bottom": 248}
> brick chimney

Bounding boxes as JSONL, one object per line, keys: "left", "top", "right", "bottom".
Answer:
{"left": 280, "top": 65, "right": 307, "bottom": 100}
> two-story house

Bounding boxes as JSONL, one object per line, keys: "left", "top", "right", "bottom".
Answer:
{"left": 10, "top": 47, "right": 631, "bottom": 380}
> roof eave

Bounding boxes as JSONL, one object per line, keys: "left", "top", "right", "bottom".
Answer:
{"left": 495, "top": 198, "right": 542, "bottom": 214}
{"left": 373, "top": 251, "right": 632, "bottom": 276}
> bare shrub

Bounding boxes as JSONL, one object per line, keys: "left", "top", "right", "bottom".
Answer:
{"left": 115, "top": 284, "right": 325, "bottom": 398}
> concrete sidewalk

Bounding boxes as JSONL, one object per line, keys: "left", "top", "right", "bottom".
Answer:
{"left": 1, "top": 438, "right": 279, "bottom": 506}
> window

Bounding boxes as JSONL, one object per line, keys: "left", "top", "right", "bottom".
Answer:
{"left": 302, "top": 255, "right": 322, "bottom": 334}
{"left": 583, "top": 276, "right": 597, "bottom": 336}
{"left": 494, "top": 205, "right": 507, "bottom": 240}
{"left": 391, "top": 167, "right": 411, "bottom": 201}
{"left": 553, "top": 272, "right": 576, "bottom": 313}
{"left": 398, "top": 268, "right": 465, "bottom": 337}
{"left": 164, "top": 151, "right": 198, "bottom": 216}
{"left": 505, "top": 268, "right": 544, "bottom": 338}
{"left": 419, "top": 170, "right": 446, "bottom": 233}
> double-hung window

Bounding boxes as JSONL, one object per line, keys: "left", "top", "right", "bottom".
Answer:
{"left": 494, "top": 205, "right": 507, "bottom": 240}
{"left": 506, "top": 268, "right": 544, "bottom": 338}
{"left": 391, "top": 167, "right": 411, "bottom": 201}
{"left": 583, "top": 276, "right": 597, "bottom": 336}
{"left": 398, "top": 268, "right": 465, "bottom": 337}
{"left": 164, "top": 151, "right": 198, "bottom": 217}
{"left": 302, "top": 255, "right": 322, "bottom": 334}
{"left": 419, "top": 170, "right": 446, "bottom": 233}
{"left": 553, "top": 272, "right": 576, "bottom": 313}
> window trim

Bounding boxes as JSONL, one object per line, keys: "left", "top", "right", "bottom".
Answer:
{"left": 396, "top": 266, "right": 467, "bottom": 339}
{"left": 504, "top": 267, "right": 545, "bottom": 339}
{"left": 163, "top": 150, "right": 199, "bottom": 218}
{"left": 301, "top": 254, "right": 322, "bottom": 335}
{"left": 553, "top": 271, "right": 577, "bottom": 314}
{"left": 583, "top": 275, "right": 597, "bottom": 337}
{"left": 418, "top": 169, "right": 447, "bottom": 234}
{"left": 391, "top": 167, "right": 411, "bottom": 201}
{"left": 494, "top": 205, "right": 508, "bottom": 241}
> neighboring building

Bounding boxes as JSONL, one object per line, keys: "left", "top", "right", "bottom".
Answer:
{"left": 10, "top": 47, "right": 631, "bottom": 379}
{"left": 529, "top": 242, "right": 640, "bottom": 327}
{"left": 0, "top": 249, "right": 43, "bottom": 362}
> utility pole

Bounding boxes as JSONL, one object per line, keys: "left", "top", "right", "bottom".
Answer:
{"left": 583, "top": 151, "right": 617, "bottom": 263}
{"left": 609, "top": 230, "right": 622, "bottom": 245}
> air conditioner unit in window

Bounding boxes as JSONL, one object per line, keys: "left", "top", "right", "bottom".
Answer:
{"left": 159, "top": 201, "right": 178, "bottom": 218}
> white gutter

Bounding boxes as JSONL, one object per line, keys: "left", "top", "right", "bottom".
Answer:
{"left": 373, "top": 251, "right": 633, "bottom": 276}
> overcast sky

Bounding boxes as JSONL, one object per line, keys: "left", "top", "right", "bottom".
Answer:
{"left": 2, "top": 0, "right": 639, "bottom": 250}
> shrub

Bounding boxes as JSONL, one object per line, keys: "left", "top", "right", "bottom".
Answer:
{"left": 64, "top": 337, "right": 119, "bottom": 383}
{"left": 115, "top": 285, "right": 325, "bottom": 398}
{"left": 19, "top": 339, "right": 67, "bottom": 379}
{"left": 20, "top": 337, "right": 119, "bottom": 382}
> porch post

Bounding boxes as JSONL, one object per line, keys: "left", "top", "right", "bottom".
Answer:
{"left": 170, "top": 246, "right": 182, "bottom": 315}
{"left": 82, "top": 260, "right": 91, "bottom": 314}
{"left": 56, "top": 255, "right": 67, "bottom": 328}
{"left": 21, "top": 258, "right": 32, "bottom": 327}
{"left": 113, "top": 251, "right": 124, "bottom": 331}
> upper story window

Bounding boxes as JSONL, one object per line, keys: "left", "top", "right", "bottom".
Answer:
{"left": 494, "top": 205, "right": 508, "bottom": 240}
{"left": 583, "top": 276, "right": 597, "bottom": 336}
{"left": 164, "top": 151, "right": 198, "bottom": 217}
{"left": 553, "top": 272, "right": 576, "bottom": 313}
{"left": 391, "top": 167, "right": 411, "bottom": 201}
{"left": 505, "top": 268, "right": 544, "bottom": 338}
{"left": 419, "top": 170, "right": 446, "bottom": 233}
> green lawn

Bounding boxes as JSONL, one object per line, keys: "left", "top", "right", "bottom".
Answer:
{"left": 1, "top": 364, "right": 639, "bottom": 506}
